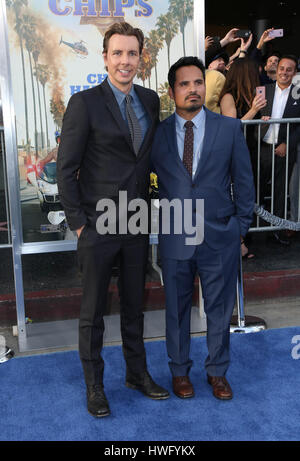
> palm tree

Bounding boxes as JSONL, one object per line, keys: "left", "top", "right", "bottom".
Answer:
{"left": 168, "top": 0, "right": 193, "bottom": 57}
{"left": 145, "top": 30, "right": 163, "bottom": 93}
{"left": 21, "top": 13, "right": 38, "bottom": 156}
{"left": 144, "top": 43, "right": 155, "bottom": 89}
{"left": 158, "top": 82, "right": 174, "bottom": 120}
{"left": 50, "top": 89, "right": 65, "bottom": 130}
{"left": 6, "top": 0, "right": 30, "bottom": 152}
{"left": 137, "top": 48, "right": 152, "bottom": 88}
{"left": 156, "top": 13, "right": 179, "bottom": 70}
{"left": 32, "top": 42, "right": 45, "bottom": 150}
{"left": 35, "top": 64, "right": 51, "bottom": 150}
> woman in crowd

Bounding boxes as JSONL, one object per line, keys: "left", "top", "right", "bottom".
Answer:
{"left": 219, "top": 58, "right": 267, "bottom": 259}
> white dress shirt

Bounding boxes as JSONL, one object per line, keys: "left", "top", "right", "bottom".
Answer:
{"left": 263, "top": 83, "right": 291, "bottom": 144}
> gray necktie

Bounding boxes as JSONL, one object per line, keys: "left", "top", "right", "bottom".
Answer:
{"left": 125, "top": 94, "right": 143, "bottom": 155}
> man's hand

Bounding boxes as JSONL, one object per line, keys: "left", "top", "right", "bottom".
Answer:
{"left": 275, "top": 143, "right": 287, "bottom": 157}
{"left": 76, "top": 225, "right": 85, "bottom": 238}
{"left": 220, "top": 28, "right": 240, "bottom": 47}
{"left": 240, "top": 33, "right": 253, "bottom": 52}
{"left": 257, "top": 28, "right": 276, "bottom": 50}
{"left": 205, "top": 36, "right": 214, "bottom": 51}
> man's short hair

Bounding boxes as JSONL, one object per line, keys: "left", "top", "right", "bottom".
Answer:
{"left": 279, "top": 54, "right": 298, "bottom": 71}
{"left": 265, "top": 51, "right": 281, "bottom": 63}
{"left": 103, "top": 22, "right": 144, "bottom": 55}
{"left": 168, "top": 57, "right": 206, "bottom": 91}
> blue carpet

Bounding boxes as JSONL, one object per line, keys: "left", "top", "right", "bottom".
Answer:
{"left": 0, "top": 326, "right": 300, "bottom": 441}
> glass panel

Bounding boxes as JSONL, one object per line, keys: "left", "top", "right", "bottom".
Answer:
{"left": 20, "top": 248, "right": 165, "bottom": 326}
{"left": 22, "top": 251, "right": 80, "bottom": 324}
{"left": 0, "top": 248, "right": 14, "bottom": 327}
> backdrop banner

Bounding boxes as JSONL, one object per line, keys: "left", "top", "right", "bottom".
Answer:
{"left": 5, "top": 0, "right": 195, "bottom": 243}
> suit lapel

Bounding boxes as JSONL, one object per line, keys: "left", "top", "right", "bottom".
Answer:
{"left": 194, "top": 108, "right": 221, "bottom": 181}
{"left": 99, "top": 79, "right": 133, "bottom": 152}
{"left": 260, "top": 84, "right": 275, "bottom": 139}
{"left": 282, "top": 84, "right": 296, "bottom": 117}
{"left": 164, "top": 114, "right": 191, "bottom": 180}
{"left": 164, "top": 109, "right": 221, "bottom": 182}
{"left": 266, "top": 83, "right": 276, "bottom": 115}
{"left": 134, "top": 84, "right": 157, "bottom": 157}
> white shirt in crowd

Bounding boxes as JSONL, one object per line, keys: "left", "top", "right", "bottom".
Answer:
{"left": 263, "top": 83, "right": 292, "bottom": 144}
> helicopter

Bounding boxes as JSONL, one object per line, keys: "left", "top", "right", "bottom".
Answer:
{"left": 59, "top": 36, "right": 88, "bottom": 57}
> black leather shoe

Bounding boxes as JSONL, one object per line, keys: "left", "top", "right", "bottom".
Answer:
{"left": 126, "top": 370, "right": 170, "bottom": 400}
{"left": 86, "top": 384, "right": 110, "bottom": 418}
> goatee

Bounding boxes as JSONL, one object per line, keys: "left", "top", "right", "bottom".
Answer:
{"left": 186, "top": 103, "right": 202, "bottom": 113}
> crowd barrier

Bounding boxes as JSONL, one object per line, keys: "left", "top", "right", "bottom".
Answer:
{"left": 232, "top": 117, "right": 300, "bottom": 331}
{"left": 243, "top": 117, "right": 300, "bottom": 230}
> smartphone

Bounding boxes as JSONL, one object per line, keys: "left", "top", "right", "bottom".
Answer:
{"left": 256, "top": 86, "right": 266, "bottom": 99}
{"left": 212, "top": 36, "right": 220, "bottom": 44}
{"left": 268, "top": 29, "right": 284, "bottom": 38}
{"left": 235, "top": 29, "right": 251, "bottom": 39}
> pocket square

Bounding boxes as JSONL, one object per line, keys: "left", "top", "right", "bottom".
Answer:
{"left": 293, "top": 101, "right": 298, "bottom": 105}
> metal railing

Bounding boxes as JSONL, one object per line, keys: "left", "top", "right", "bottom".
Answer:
{"left": 242, "top": 118, "right": 300, "bottom": 232}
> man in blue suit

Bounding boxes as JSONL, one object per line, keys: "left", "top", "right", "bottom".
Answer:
{"left": 151, "top": 57, "right": 255, "bottom": 400}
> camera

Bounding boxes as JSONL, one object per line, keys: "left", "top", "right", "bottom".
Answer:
{"left": 235, "top": 30, "right": 251, "bottom": 40}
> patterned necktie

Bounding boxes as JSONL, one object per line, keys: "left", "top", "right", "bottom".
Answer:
{"left": 183, "top": 121, "right": 194, "bottom": 176}
{"left": 125, "top": 94, "right": 143, "bottom": 155}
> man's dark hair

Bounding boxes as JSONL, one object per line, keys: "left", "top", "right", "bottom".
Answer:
{"left": 103, "top": 21, "right": 144, "bottom": 55}
{"left": 265, "top": 51, "right": 281, "bottom": 63}
{"left": 168, "top": 57, "right": 206, "bottom": 91}
{"left": 279, "top": 54, "right": 298, "bottom": 70}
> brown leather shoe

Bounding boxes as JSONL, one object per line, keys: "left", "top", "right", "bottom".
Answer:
{"left": 207, "top": 375, "right": 233, "bottom": 400}
{"left": 172, "top": 376, "right": 195, "bottom": 399}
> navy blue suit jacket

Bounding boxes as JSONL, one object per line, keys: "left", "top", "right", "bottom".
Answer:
{"left": 151, "top": 108, "right": 255, "bottom": 260}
